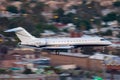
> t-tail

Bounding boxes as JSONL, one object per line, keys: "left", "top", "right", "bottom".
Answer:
{"left": 4, "top": 27, "right": 36, "bottom": 43}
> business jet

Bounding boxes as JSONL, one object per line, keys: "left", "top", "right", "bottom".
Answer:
{"left": 4, "top": 27, "right": 112, "bottom": 50}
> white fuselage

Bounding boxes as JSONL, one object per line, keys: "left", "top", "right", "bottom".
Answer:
{"left": 5, "top": 27, "right": 112, "bottom": 48}
{"left": 21, "top": 37, "right": 112, "bottom": 47}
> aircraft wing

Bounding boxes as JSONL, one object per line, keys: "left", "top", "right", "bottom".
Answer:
{"left": 42, "top": 46, "right": 74, "bottom": 50}
{"left": 18, "top": 44, "right": 74, "bottom": 50}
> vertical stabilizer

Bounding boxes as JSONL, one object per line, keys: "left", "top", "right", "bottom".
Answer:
{"left": 5, "top": 27, "right": 36, "bottom": 42}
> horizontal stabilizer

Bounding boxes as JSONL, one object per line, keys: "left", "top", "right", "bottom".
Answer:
{"left": 4, "top": 27, "right": 23, "bottom": 32}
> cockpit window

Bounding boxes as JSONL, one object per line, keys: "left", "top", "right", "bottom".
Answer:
{"left": 100, "top": 39, "right": 106, "bottom": 41}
